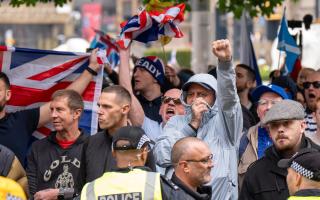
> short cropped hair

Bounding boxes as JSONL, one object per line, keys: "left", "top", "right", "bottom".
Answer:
{"left": 171, "top": 137, "right": 205, "bottom": 165}
{"left": 0, "top": 72, "right": 10, "bottom": 89}
{"left": 51, "top": 89, "right": 84, "bottom": 112}
{"left": 236, "top": 64, "right": 256, "bottom": 82}
{"left": 102, "top": 85, "right": 131, "bottom": 105}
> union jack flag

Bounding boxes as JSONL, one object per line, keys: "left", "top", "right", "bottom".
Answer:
{"left": 117, "top": 3, "right": 185, "bottom": 49}
{"left": 90, "top": 30, "right": 120, "bottom": 69}
{"left": 0, "top": 46, "right": 103, "bottom": 139}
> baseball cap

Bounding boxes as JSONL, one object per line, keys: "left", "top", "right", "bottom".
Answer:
{"left": 262, "top": 99, "right": 305, "bottom": 125}
{"left": 0, "top": 176, "right": 27, "bottom": 200}
{"left": 134, "top": 56, "right": 165, "bottom": 86}
{"left": 251, "top": 84, "right": 289, "bottom": 103}
{"left": 278, "top": 148, "right": 320, "bottom": 181}
{"left": 112, "top": 126, "right": 154, "bottom": 151}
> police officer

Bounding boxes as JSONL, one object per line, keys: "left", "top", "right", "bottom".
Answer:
{"left": 278, "top": 148, "right": 320, "bottom": 199}
{"left": 81, "top": 126, "right": 163, "bottom": 200}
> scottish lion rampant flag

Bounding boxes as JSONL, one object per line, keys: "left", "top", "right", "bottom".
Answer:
{"left": 117, "top": 3, "right": 185, "bottom": 49}
{"left": 277, "top": 9, "right": 301, "bottom": 74}
{"left": 0, "top": 46, "right": 103, "bottom": 139}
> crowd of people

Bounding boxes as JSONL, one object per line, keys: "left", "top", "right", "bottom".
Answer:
{"left": 0, "top": 39, "right": 320, "bottom": 200}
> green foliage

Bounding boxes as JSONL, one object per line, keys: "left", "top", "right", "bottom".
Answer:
{"left": 144, "top": 48, "right": 191, "bottom": 68}
{"left": 217, "top": 0, "right": 300, "bottom": 18}
{"left": 259, "top": 64, "right": 271, "bottom": 82}
{"left": 142, "top": 0, "right": 191, "bottom": 12}
{"left": 143, "top": 0, "right": 299, "bottom": 18}
{"left": 5, "top": 0, "right": 70, "bottom": 7}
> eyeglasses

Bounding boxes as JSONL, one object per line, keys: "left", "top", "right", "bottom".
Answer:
{"left": 303, "top": 81, "right": 320, "bottom": 89}
{"left": 185, "top": 154, "right": 213, "bottom": 165}
{"left": 258, "top": 99, "right": 281, "bottom": 106}
{"left": 161, "top": 96, "right": 182, "bottom": 105}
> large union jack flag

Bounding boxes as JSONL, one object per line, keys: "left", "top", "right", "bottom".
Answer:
{"left": 0, "top": 46, "right": 103, "bottom": 138}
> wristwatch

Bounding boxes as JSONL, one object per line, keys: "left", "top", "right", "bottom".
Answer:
{"left": 58, "top": 188, "right": 75, "bottom": 200}
{"left": 58, "top": 188, "right": 64, "bottom": 200}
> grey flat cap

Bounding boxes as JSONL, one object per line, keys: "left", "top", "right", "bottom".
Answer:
{"left": 262, "top": 99, "right": 305, "bottom": 125}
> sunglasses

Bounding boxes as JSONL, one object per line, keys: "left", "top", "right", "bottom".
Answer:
{"left": 161, "top": 96, "right": 182, "bottom": 105}
{"left": 303, "top": 81, "right": 320, "bottom": 89}
{"left": 185, "top": 154, "right": 213, "bottom": 165}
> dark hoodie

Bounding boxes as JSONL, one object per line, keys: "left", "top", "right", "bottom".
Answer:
{"left": 240, "top": 135, "right": 320, "bottom": 200}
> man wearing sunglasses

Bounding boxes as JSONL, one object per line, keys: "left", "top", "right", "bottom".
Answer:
{"left": 155, "top": 39, "right": 243, "bottom": 200}
{"left": 118, "top": 48, "right": 185, "bottom": 142}
{"left": 304, "top": 71, "right": 320, "bottom": 136}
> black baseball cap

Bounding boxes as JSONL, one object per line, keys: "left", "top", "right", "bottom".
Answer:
{"left": 112, "top": 126, "right": 154, "bottom": 151}
{"left": 278, "top": 148, "right": 320, "bottom": 181}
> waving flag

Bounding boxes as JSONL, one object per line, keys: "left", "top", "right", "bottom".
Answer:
{"left": 0, "top": 46, "right": 103, "bottom": 138}
{"left": 240, "top": 12, "right": 262, "bottom": 85}
{"left": 117, "top": 3, "right": 185, "bottom": 49}
{"left": 90, "top": 30, "right": 120, "bottom": 69}
{"left": 277, "top": 9, "right": 301, "bottom": 74}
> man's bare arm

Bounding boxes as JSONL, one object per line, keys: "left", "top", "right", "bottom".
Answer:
{"left": 38, "top": 49, "right": 101, "bottom": 128}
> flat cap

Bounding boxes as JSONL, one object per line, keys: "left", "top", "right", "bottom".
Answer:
{"left": 262, "top": 99, "right": 305, "bottom": 125}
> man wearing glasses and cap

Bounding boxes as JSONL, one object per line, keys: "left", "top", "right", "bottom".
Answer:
{"left": 238, "top": 84, "right": 288, "bottom": 188}
{"left": 278, "top": 148, "right": 320, "bottom": 199}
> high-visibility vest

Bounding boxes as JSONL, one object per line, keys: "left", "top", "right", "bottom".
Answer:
{"left": 288, "top": 196, "right": 320, "bottom": 200}
{"left": 0, "top": 176, "right": 26, "bottom": 200}
{"left": 81, "top": 169, "right": 162, "bottom": 200}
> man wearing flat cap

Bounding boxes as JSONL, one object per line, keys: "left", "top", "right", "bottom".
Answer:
{"left": 278, "top": 148, "right": 320, "bottom": 198}
{"left": 240, "top": 100, "right": 320, "bottom": 200}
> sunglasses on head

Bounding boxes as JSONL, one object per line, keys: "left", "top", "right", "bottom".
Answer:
{"left": 303, "top": 81, "right": 320, "bottom": 89}
{"left": 161, "top": 96, "right": 182, "bottom": 105}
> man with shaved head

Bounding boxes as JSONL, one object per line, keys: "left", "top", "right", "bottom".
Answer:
{"left": 161, "top": 137, "right": 213, "bottom": 199}
{"left": 85, "top": 85, "right": 155, "bottom": 182}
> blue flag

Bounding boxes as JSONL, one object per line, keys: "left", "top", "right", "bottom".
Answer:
{"left": 240, "top": 12, "right": 262, "bottom": 85}
{"left": 277, "top": 9, "right": 300, "bottom": 74}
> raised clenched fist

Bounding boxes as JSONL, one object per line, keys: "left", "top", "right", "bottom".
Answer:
{"left": 211, "top": 39, "right": 232, "bottom": 62}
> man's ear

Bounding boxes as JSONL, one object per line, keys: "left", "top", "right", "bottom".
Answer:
{"left": 179, "top": 161, "right": 189, "bottom": 174}
{"left": 122, "top": 104, "right": 130, "bottom": 115}
{"left": 73, "top": 109, "right": 82, "bottom": 120}
{"left": 112, "top": 149, "right": 116, "bottom": 158}
{"left": 5, "top": 89, "right": 11, "bottom": 102}
{"left": 301, "top": 120, "right": 307, "bottom": 134}
{"left": 295, "top": 173, "right": 302, "bottom": 188}
{"left": 140, "top": 147, "right": 148, "bottom": 164}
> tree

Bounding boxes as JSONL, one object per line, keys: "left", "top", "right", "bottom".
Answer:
{"left": 7, "top": 0, "right": 299, "bottom": 18}
{"left": 6, "top": 0, "right": 70, "bottom": 7}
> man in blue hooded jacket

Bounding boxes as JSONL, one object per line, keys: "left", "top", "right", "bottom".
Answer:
{"left": 154, "top": 39, "right": 243, "bottom": 200}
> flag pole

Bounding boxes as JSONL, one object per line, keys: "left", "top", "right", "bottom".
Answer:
{"left": 277, "top": 51, "right": 282, "bottom": 70}
{"left": 161, "top": 42, "right": 168, "bottom": 65}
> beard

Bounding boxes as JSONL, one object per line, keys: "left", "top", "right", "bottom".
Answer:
{"left": 0, "top": 103, "right": 5, "bottom": 112}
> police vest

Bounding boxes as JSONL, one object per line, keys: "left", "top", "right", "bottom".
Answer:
{"left": 81, "top": 169, "right": 162, "bottom": 200}
{"left": 288, "top": 196, "right": 320, "bottom": 200}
